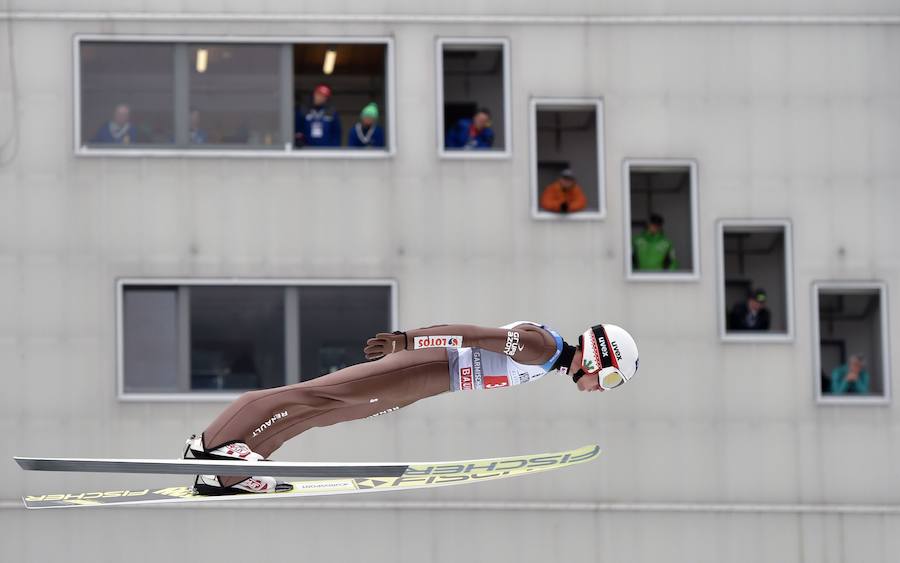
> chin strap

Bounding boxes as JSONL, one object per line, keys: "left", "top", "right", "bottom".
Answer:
{"left": 552, "top": 341, "right": 584, "bottom": 382}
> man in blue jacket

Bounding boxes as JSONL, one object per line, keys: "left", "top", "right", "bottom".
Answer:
{"left": 445, "top": 107, "right": 494, "bottom": 149}
{"left": 347, "top": 102, "right": 385, "bottom": 149}
{"left": 295, "top": 84, "right": 342, "bottom": 148}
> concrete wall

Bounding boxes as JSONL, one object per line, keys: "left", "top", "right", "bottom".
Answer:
{"left": 1, "top": 2, "right": 899, "bottom": 562}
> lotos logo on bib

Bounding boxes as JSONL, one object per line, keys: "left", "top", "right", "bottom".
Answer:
{"left": 413, "top": 335, "right": 463, "bottom": 349}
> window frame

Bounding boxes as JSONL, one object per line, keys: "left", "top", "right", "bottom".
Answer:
{"left": 812, "top": 281, "right": 892, "bottom": 406}
{"left": 435, "top": 37, "right": 512, "bottom": 160}
{"left": 116, "top": 278, "right": 399, "bottom": 402}
{"left": 622, "top": 158, "right": 700, "bottom": 281}
{"left": 529, "top": 97, "right": 606, "bottom": 221}
{"left": 74, "top": 34, "right": 397, "bottom": 159}
{"left": 716, "top": 219, "right": 795, "bottom": 343}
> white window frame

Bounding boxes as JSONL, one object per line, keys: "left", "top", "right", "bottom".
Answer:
{"left": 116, "top": 278, "right": 399, "bottom": 402}
{"left": 529, "top": 97, "right": 606, "bottom": 221}
{"left": 716, "top": 219, "right": 795, "bottom": 343}
{"left": 623, "top": 159, "right": 700, "bottom": 281}
{"left": 812, "top": 281, "right": 891, "bottom": 405}
{"left": 435, "top": 37, "right": 511, "bottom": 159}
{"left": 74, "top": 34, "right": 397, "bottom": 159}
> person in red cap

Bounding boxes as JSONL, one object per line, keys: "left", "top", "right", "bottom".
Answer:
{"left": 295, "top": 84, "right": 342, "bottom": 148}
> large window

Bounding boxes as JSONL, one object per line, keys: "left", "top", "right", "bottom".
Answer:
{"left": 118, "top": 280, "right": 396, "bottom": 400}
{"left": 624, "top": 160, "right": 699, "bottom": 280}
{"left": 437, "top": 38, "right": 510, "bottom": 158}
{"left": 79, "top": 42, "right": 175, "bottom": 147}
{"left": 813, "top": 282, "right": 891, "bottom": 404}
{"left": 530, "top": 98, "right": 605, "bottom": 220}
{"left": 717, "top": 220, "right": 794, "bottom": 342}
{"left": 76, "top": 37, "right": 393, "bottom": 156}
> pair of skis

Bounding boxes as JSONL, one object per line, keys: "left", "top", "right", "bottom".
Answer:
{"left": 15, "top": 444, "right": 601, "bottom": 509}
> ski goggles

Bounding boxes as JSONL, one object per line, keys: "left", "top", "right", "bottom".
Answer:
{"left": 578, "top": 325, "right": 625, "bottom": 390}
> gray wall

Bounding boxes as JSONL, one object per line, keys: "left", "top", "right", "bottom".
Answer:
{"left": 1, "top": 2, "right": 900, "bottom": 562}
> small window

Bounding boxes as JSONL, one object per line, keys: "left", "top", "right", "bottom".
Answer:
{"left": 79, "top": 42, "right": 175, "bottom": 147}
{"left": 437, "top": 38, "right": 510, "bottom": 157}
{"left": 624, "top": 160, "right": 699, "bottom": 280}
{"left": 814, "top": 282, "right": 891, "bottom": 404}
{"left": 530, "top": 99, "right": 605, "bottom": 219}
{"left": 188, "top": 44, "right": 283, "bottom": 148}
{"left": 718, "top": 220, "right": 794, "bottom": 341}
{"left": 119, "top": 280, "right": 396, "bottom": 399}
{"left": 293, "top": 43, "right": 389, "bottom": 151}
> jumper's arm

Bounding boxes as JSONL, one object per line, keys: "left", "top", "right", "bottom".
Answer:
{"left": 364, "top": 323, "right": 559, "bottom": 366}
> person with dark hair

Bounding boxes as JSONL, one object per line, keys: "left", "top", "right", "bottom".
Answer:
{"left": 632, "top": 213, "right": 678, "bottom": 271}
{"left": 540, "top": 168, "right": 588, "bottom": 214}
{"left": 347, "top": 102, "right": 385, "bottom": 149}
{"left": 295, "top": 84, "right": 342, "bottom": 148}
{"left": 445, "top": 107, "right": 494, "bottom": 149}
{"left": 91, "top": 103, "right": 136, "bottom": 144}
{"left": 830, "top": 354, "right": 870, "bottom": 395}
{"left": 728, "top": 288, "right": 771, "bottom": 331}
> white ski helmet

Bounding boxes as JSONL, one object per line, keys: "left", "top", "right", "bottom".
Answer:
{"left": 578, "top": 324, "right": 639, "bottom": 390}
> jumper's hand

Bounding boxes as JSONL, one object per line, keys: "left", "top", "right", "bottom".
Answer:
{"left": 364, "top": 332, "right": 407, "bottom": 360}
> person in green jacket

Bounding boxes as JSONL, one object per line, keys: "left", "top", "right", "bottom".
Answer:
{"left": 829, "top": 354, "right": 870, "bottom": 395}
{"left": 632, "top": 213, "right": 678, "bottom": 271}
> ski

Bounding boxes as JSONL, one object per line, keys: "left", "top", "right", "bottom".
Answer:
{"left": 15, "top": 456, "right": 408, "bottom": 478}
{"left": 21, "top": 444, "right": 601, "bottom": 509}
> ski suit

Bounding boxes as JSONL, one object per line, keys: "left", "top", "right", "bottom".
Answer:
{"left": 201, "top": 322, "right": 564, "bottom": 485}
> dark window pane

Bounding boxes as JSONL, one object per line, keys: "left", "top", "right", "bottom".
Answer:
{"left": 629, "top": 167, "right": 694, "bottom": 272}
{"left": 442, "top": 45, "right": 505, "bottom": 150}
{"left": 123, "top": 287, "right": 180, "bottom": 393}
{"left": 293, "top": 43, "right": 388, "bottom": 150}
{"left": 723, "top": 228, "right": 787, "bottom": 333}
{"left": 818, "top": 289, "right": 885, "bottom": 396}
{"left": 536, "top": 107, "right": 600, "bottom": 213}
{"left": 299, "top": 286, "right": 391, "bottom": 381}
{"left": 80, "top": 42, "right": 175, "bottom": 146}
{"left": 189, "top": 44, "right": 282, "bottom": 147}
{"left": 190, "top": 287, "right": 285, "bottom": 390}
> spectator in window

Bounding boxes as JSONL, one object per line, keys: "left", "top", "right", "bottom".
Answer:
{"left": 728, "top": 288, "right": 771, "bottom": 331}
{"left": 632, "top": 213, "right": 678, "bottom": 271}
{"left": 540, "top": 169, "right": 588, "bottom": 214}
{"left": 830, "top": 354, "right": 871, "bottom": 395}
{"left": 295, "top": 84, "right": 341, "bottom": 148}
{"left": 347, "top": 102, "right": 385, "bottom": 149}
{"left": 189, "top": 108, "right": 208, "bottom": 144}
{"left": 92, "top": 103, "right": 135, "bottom": 144}
{"left": 445, "top": 107, "right": 494, "bottom": 149}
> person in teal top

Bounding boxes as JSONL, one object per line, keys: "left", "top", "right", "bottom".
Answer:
{"left": 830, "top": 354, "right": 870, "bottom": 395}
{"left": 632, "top": 213, "right": 678, "bottom": 271}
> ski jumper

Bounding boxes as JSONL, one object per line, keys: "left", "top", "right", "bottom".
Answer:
{"left": 200, "top": 322, "right": 562, "bottom": 486}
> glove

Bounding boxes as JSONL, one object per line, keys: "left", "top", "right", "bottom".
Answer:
{"left": 364, "top": 331, "right": 407, "bottom": 360}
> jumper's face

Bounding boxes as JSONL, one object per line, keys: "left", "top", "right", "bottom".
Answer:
{"left": 576, "top": 372, "right": 604, "bottom": 392}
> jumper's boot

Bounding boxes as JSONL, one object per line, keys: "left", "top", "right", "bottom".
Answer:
{"left": 184, "top": 434, "right": 291, "bottom": 496}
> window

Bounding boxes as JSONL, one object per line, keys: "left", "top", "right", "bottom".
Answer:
{"left": 530, "top": 98, "right": 605, "bottom": 219}
{"left": 188, "top": 44, "right": 283, "bottom": 148}
{"left": 75, "top": 36, "right": 394, "bottom": 156}
{"left": 813, "top": 282, "right": 891, "bottom": 404}
{"left": 437, "top": 38, "right": 510, "bottom": 157}
{"left": 293, "top": 43, "right": 389, "bottom": 151}
{"left": 118, "top": 280, "right": 396, "bottom": 400}
{"left": 624, "top": 160, "right": 699, "bottom": 279}
{"left": 717, "top": 220, "right": 794, "bottom": 341}
{"left": 79, "top": 42, "right": 175, "bottom": 147}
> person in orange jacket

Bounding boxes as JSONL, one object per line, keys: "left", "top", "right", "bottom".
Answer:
{"left": 540, "top": 169, "right": 588, "bottom": 214}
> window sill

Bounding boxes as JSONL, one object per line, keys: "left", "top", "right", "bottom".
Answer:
{"left": 76, "top": 147, "right": 394, "bottom": 159}
{"left": 439, "top": 149, "right": 511, "bottom": 160}
{"left": 816, "top": 395, "right": 891, "bottom": 406}
{"left": 720, "top": 332, "right": 794, "bottom": 344}
{"left": 626, "top": 271, "right": 700, "bottom": 282}
{"left": 531, "top": 210, "right": 607, "bottom": 221}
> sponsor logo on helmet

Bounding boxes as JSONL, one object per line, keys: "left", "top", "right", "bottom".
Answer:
{"left": 611, "top": 340, "right": 622, "bottom": 361}
{"left": 413, "top": 335, "right": 463, "bottom": 349}
{"left": 597, "top": 335, "right": 610, "bottom": 360}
